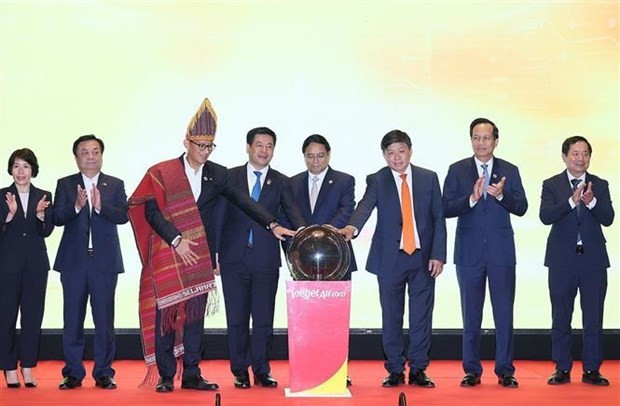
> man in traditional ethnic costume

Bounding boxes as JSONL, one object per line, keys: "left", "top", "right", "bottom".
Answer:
{"left": 128, "top": 98, "right": 294, "bottom": 393}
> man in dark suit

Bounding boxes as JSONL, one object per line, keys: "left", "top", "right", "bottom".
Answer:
{"left": 540, "top": 135, "right": 614, "bottom": 386}
{"left": 53, "top": 134, "right": 128, "bottom": 390}
{"left": 442, "top": 118, "right": 527, "bottom": 388}
{"left": 215, "top": 127, "right": 305, "bottom": 390}
{"left": 283, "top": 133, "right": 356, "bottom": 386}
{"left": 340, "top": 129, "right": 446, "bottom": 388}
{"left": 128, "top": 101, "right": 294, "bottom": 393}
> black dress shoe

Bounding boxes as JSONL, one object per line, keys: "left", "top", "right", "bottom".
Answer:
{"left": 156, "top": 376, "right": 174, "bottom": 393}
{"left": 582, "top": 370, "right": 609, "bottom": 386}
{"left": 234, "top": 371, "right": 251, "bottom": 389}
{"left": 460, "top": 372, "right": 481, "bottom": 387}
{"left": 346, "top": 376, "right": 352, "bottom": 387}
{"left": 20, "top": 368, "right": 37, "bottom": 388}
{"left": 181, "top": 374, "right": 219, "bottom": 391}
{"left": 59, "top": 376, "right": 82, "bottom": 390}
{"left": 95, "top": 375, "right": 117, "bottom": 389}
{"left": 254, "top": 373, "right": 278, "bottom": 387}
{"left": 498, "top": 374, "right": 518, "bottom": 388}
{"left": 547, "top": 370, "right": 570, "bottom": 385}
{"left": 4, "top": 370, "right": 20, "bottom": 388}
{"left": 409, "top": 370, "right": 435, "bottom": 388}
{"left": 382, "top": 372, "right": 405, "bottom": 387}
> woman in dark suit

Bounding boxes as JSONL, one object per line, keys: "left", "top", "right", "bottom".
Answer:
{"left": 0, "top": 148, "right": 54, "bottom": 388}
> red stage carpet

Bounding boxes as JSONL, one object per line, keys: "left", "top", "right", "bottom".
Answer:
{"left": 1, "top": 360, "right": 618, "bottom": 405}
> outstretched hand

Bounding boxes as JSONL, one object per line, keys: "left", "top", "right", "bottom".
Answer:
{"left": 338, "top": 225, "right": 356, "bottom": 242}
{"left": 175, "top": 238, "right": 200, "bottom": 266}
{"left": 272, "top": 225, "right": 296, "bottom": 241}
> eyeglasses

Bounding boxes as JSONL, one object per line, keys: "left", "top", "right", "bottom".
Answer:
{"left": 189, "top": 140, "right": 217, "bottom": 151}
{"left": 304, "top": 153, "right": 328, "bottom": 161}
{"left": 471, "top": 136, "right": 495, "bottom": 143}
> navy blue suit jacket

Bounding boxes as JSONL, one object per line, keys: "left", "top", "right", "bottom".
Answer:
{"left": 0, "top": 184, "right": 54, "bottom": 273}
{"left": 145, "top": 158, "right": 279, "bottom": 269}
{"left": 53, "top": 173, "right": 128, "bottom": 274}
{"left": 349, "top": 164, "right": 446, "bottom": 275}
{"left": 540, "top": 170, "right": 614, "bottom": 269}
{"left": 283, "top": 167, "right": 358, "bottom": 273}
{"left": 215, "top": 164, "right": 305, "bottom": 268}
{"left": 442, "top": 157, "right": 528, "bottom": 267}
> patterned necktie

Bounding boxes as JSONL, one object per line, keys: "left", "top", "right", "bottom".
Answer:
{"left": 310, "top": 175, "right": 319, "bottom": 213}
{"left": 248, "top": 171, "right": 262, "bottom": 246}
{"left": 481, "top": 164, "right": 490, "bottom": 199}
{"left": 400, "top": 174, "right": 416, "bottom": 255}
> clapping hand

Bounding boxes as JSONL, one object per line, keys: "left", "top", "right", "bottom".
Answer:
{"left": 5, "top": 192, "right": 17, "bottom": 221}
{"left": 91, "top": 184, "right": 101, "bottom": 211}
{"left": 36, "top": 194, "right": 50, "bottom": 216}
{"left": 487, "top": 176, "right": 506, "bottom": 198}
{"left": 580, "top": 181, "right": 594, "bottom": 206}
{"left": 75, "top": 184, "right": 88, "bottom": 211}
{"left": 471, "top": 176, "right": 485, "bottom": 202}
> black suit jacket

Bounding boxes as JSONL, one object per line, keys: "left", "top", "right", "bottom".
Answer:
{"left": 0, "top": 183, "right": 54, "bottom": 273}
{"left": 214, "top": 164, "right": 305, "bottom": 268}
{"left": 442, "top": 156, "right": 528, "bottom": 266}
{"left": 540, "top": 170, "right": 614, "bottom": 269}
{"left": 283, "top": 167, "right": 358, "bottom": 273}
{"left": 53, "top": 172, "right": 128, "bottom": 274}
{"left": 349, "top": 164, "right": 446, "bottom": 275}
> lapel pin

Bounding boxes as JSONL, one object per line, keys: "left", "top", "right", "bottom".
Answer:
{"left": 266, "top": 179, "right": 272, "bottom": 185}
{"left": 328, "top": 179, "right": 333, "bottom": 184}
{"left": 492, "top": 174, "right": 498, "bottom": 179}
{"left": 102, "top": 182, "right": 107, "bottom": 187}
{"left": 203, "top": 176, "right": 212, "bottom": 181}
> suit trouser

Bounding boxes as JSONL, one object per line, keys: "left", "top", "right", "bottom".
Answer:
{"left": 220, "top": 247, "right": 279, "bottom": 376}
{"left": 0, "top": 264, "right": 48, "bottom": 370}
{"left": 548, "top": 255, "right": 607, "bottom": 372}
{"left": 456, "top": 259, "right": 515, "bottom": 376}
{"left": 60, "top": 264, "right": 118, "bottom": 380}
{"left": 154, "top": 307, "right": 205, "bottom": 379}
{"left": 378, "top": 250, "right": 434, "bottom": 374}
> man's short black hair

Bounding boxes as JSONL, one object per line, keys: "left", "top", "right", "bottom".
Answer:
{"left": 246, "top": 127, "right": 276, "bottom": 146}
{"left": 72, "top": 134, "right": 105, "bottom": 156}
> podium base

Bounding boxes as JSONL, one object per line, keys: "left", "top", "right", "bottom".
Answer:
{"left": 284, "top": 388, "right": 352, "bottom": 398}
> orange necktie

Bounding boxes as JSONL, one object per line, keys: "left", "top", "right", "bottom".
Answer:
{"left": 400, "top": 174, "right": 416, "bottom": 254}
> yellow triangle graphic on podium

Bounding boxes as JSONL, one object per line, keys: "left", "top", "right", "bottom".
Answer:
{"left": 298, "top": 359, "right": 348, "bottom": 395}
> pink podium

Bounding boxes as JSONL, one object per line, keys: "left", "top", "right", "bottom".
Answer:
{"left": 284, "top": 280, "right": 352, "bottom": 397}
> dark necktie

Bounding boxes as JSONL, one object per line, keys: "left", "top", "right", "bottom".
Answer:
{"left": 248, "top": 171, "right": 262, "bottom": 246}
{"left": 571, "top": 179, "right": 582, "bottom": 215}
{"left": 571, "top": 178, "right": 582, "bottom": 244}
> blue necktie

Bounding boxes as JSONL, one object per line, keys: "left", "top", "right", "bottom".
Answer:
{"left": 481, "top": 164, "right": 490, "bottom": 199}
{"left": 248, "top": 171, "right": 262, "bottom": 246}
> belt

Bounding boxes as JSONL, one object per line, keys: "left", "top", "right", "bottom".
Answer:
{"left": 576, "top": 245, "right": 584, "bottom": 255}
{"left": 87, "top": 248, "right": 94, "bottom": 256}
